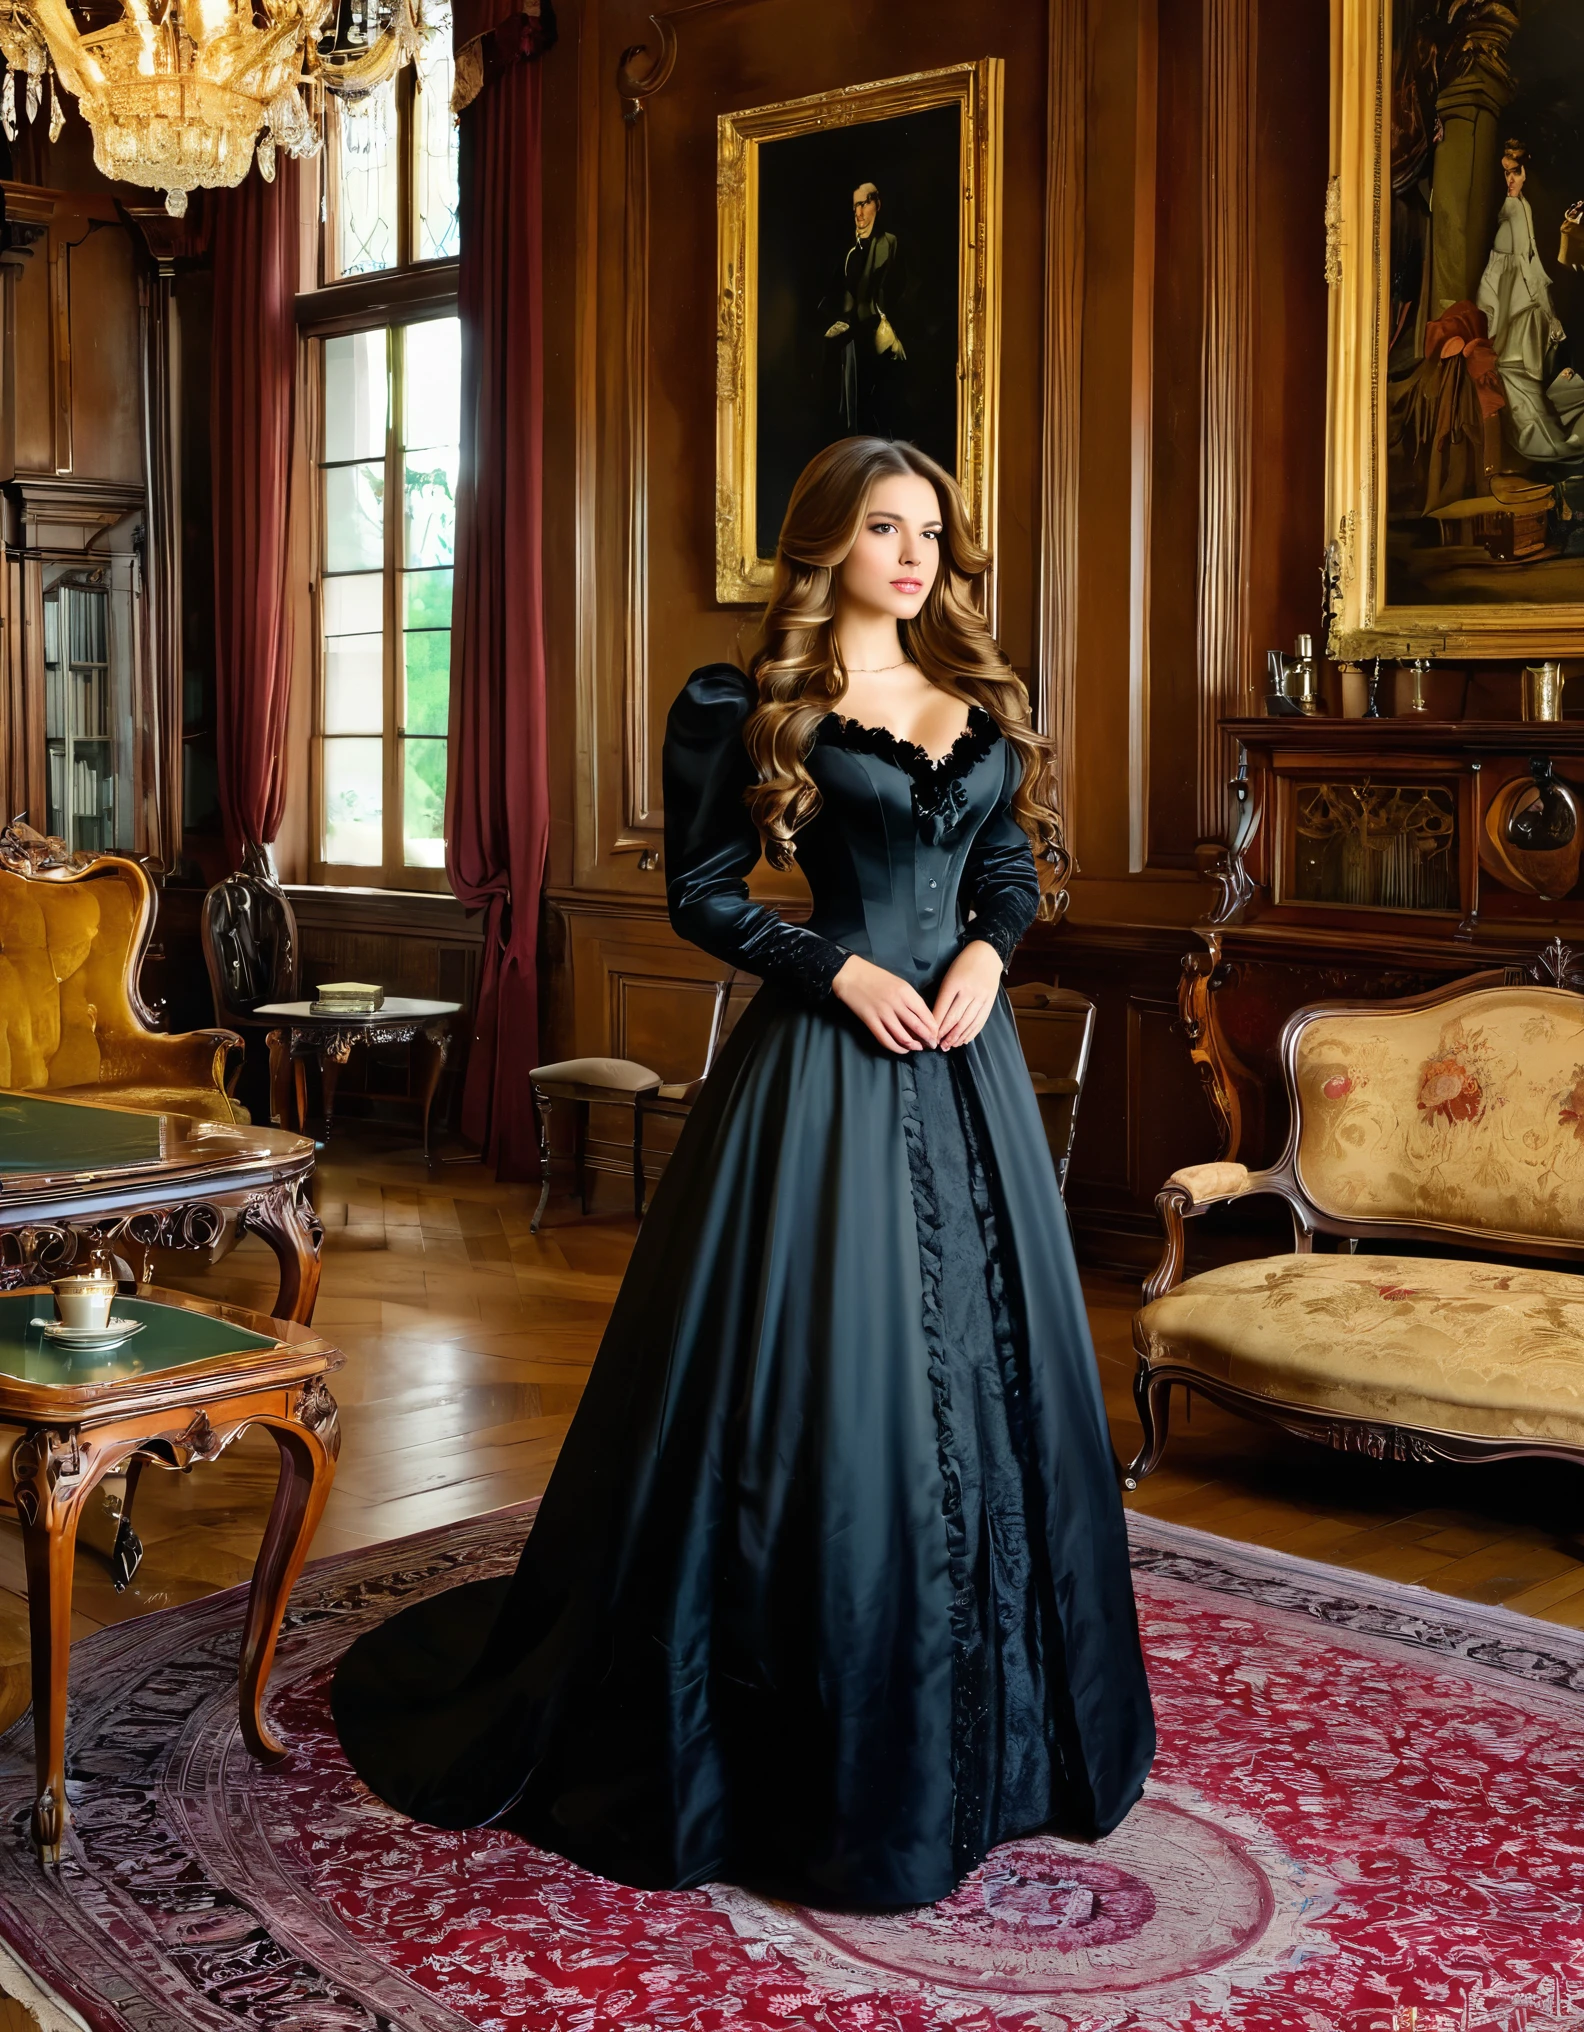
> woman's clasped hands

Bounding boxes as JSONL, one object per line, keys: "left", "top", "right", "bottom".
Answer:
{"left": 831, "top": 939, "right": 1004, "bottom": 1056}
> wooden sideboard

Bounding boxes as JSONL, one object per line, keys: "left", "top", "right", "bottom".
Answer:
{"left": 1184, "top": 716, "right": 1584, "bottom": 1169}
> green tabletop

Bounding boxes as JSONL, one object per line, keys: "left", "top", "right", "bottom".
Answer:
{"left": 0, "top": 1295, "right": 277, "bottom": 1389}
{"left": 0, "top": 1094, "right": 162, "bottom": 1182}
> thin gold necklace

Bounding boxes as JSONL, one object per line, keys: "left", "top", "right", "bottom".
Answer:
{"left": 843, "top": 659, "right": 913, "bottom": 673}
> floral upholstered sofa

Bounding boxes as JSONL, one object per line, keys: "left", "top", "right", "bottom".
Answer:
{"left": 1127, "top": 973, "right": 1584, "bottom": 1486}
{"left": 0, "top": 824, "right": 243, "bottom": 1125}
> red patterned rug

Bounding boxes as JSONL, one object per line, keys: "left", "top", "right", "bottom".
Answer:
{"left": 0, "top": 1506, "right": 1581, "bottom": 2032}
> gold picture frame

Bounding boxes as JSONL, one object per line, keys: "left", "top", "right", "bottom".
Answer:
{"left": 715, "top": 61, "right": 1002, "bottom": 606}
{"left": 1328, "top": 0, "right": 1584, "bottom": 659}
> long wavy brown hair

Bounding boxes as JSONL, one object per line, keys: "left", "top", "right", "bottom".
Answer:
{"left": 742, "top": 437, "right": 1068, "bottom": 902}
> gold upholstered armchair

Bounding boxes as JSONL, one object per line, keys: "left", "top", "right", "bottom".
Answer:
{"left": 1129, "top": 971, "right": 1584, "bottom": 1491}
{"left": 0, "top": 824, "right": 244, "bottom": 1125}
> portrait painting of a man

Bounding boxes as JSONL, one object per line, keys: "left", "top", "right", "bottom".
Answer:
{"left": 826, "top": 180, "right": 911, "bottom": 438}
{"left": 754, "top": 104, "right": 961, "bottom": 558}
{"left": 715, "top": 65, "right": 999, "bottom": 601}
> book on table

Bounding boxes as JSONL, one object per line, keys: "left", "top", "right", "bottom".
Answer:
{"left": 310, "top": 981, "right": 385, "bottom": 1016}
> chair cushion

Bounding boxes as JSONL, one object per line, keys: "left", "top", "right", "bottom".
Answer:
{"left": 1137, "top": 1252, "right": 1584, "bottom": 1447}
{"left": 530, "top": 1057, "right": 660, "bottom": 1100}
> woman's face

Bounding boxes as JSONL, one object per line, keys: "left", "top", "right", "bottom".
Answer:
{"left": 1505, "top": 155, "right": 1527, "bottom": 198}
{"left": 836, "top": 473, "right": 943, "bottom": 621}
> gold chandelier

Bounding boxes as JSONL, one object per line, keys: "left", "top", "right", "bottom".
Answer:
{"left": 0, "top": 0, "right": 429, "bottom": 215}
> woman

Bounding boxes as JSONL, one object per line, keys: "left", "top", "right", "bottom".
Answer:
{"left": 1477, "top": 138, "right": 1584, "bottom": 461}
{"left": 332, "top": 436, "right": 1155, "bottom": 1910}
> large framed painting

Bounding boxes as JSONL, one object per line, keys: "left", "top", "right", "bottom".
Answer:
{"left": 715, "top": 61, "right": 1002, "bottom": 605}
{"left": 1330, "top": 0, "right": 1584, "bottom": 657}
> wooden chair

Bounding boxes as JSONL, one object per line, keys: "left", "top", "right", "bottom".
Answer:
{"left": 528, "top": 1056, "right": 661, "bottom": 1234}
{"left": 632, "top": 972, "right": 752, "bottom": 1215}
{"left": 199, "top": 854, "right": 300, "bottom": 1128}
{"left": 1007, "top": 982, "right": 1096, "bottom": 1194}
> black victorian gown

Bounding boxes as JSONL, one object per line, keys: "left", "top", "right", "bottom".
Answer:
{"left": 331, "top": 664, "right": 1155, "bottom": 1910}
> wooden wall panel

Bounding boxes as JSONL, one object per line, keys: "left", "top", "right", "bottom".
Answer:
{"left": 0, "top": 186, "right": 143, "bottom": 486}
{"left": 1246, "top": 0, "right": 1329, "bottom": 680}
{"left": 558, "top": 898, "right": 732, "bottom": 1078}
{"left": 1193, "top": 0, "right": 1256, "bottom": 843}
{"left": 547, "top": 0, "right": 1050, "bottom": 910}
{"left": 1012, "top": 922, "right": 1221, "bottom": 1266}
{"left": 1039, "top": 0, "right": 1086, "bottom": 838}
{"left": 8, "top": 246, "right": 52, "bottom": 473}
{"left": 63, "top": 224, "right": 143, "bottom": 485}
{"left": 288, "top": 888, "right": 485, "bottom": 1006}
{"left": 538, "top": 0, "right": 1333, "bottom": 1255}
{"left": 1142, "top": 0, "right": 1204, "bottom": 870}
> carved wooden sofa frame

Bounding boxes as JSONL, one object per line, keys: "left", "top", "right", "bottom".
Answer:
{"left": 1127, "top": 969, "right": 1584, "bottom": 1490}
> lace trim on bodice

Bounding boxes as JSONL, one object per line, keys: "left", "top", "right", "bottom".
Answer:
{"left": 818, "top": 708, "right": 1001, "bottom": 843}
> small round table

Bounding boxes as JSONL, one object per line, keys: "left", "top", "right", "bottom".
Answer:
{"left": 253, "top": 999, "right": 461, "bottom": 1156}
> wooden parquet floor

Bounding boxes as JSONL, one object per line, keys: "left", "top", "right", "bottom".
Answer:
{"left": 0, "top": 1122, "right": 1581, "bottom": 1737}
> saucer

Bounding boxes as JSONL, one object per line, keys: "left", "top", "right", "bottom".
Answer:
{"left": 31, "top": 1317, "right": 145, "bottom": 1349}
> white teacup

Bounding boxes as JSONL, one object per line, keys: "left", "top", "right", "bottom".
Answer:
{"left": 52, "top": 1275, "right": 115, "bottom": 1332}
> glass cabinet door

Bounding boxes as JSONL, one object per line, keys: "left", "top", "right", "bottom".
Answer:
{"left": 42, "top": 559, "right": 136, "bottom": 854}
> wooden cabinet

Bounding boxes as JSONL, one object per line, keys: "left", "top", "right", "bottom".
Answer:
{"left": 0, "top": 183, "right": 174, "bottom": 865}
{"left": 1185, "top": 716, "right": 1584, "bottom": 1169}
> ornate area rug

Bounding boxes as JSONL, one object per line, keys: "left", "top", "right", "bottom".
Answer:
{"left": 0, "top": 1509, "right": 1581, "bottom": 2032}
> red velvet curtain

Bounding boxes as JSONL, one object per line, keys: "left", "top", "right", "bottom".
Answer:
{"left": 445, "top": 12, "right": 554, "bottom": 1176}
{"left": 211, "top": 160, "right": 300, "bottom": 872}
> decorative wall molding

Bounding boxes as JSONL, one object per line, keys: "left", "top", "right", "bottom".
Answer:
{"left": 1127, "top": 0, "right": 1156, "bottom": 873}
{"left": 1194, "top": 0, "right": 1256, "bottom": 844}
{"left": 135, "top": 251, "right": 184, "bottom": 866}
{"left": 614, "top": 29, "right": 670, "bottom": 840}
{"left": 1039, "top": 0, "right": 1086, "bottom": 855}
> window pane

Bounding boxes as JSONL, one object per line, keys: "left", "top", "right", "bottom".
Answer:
{"left": 415, "top": 2, "right": 460, "bottom": 262}
{"left": 404, "top": 450, "right": 457, "bottom": 567}
{"left": 403, "top": 566, "right": 452, "bottom": 630}
{"left": 323, "top": 332, "right": 387, "bottom": 462}
{"left": 323, "top": 737, "right": 384, "bottom": 864}
{"left": 325, "top": 634, "right": 383, "bottom": 735}
{"left": 403, "top": 624, "right": 449, "bottom": 736}
{"left": 403, "top": 737, "right": 447, "bottom": 866}
{"left": 325, "top": 462, "right": 385, "bottom": 572}
{"left": 324, "top": 570, "right": 384, "bottom": 636}
{"left": 336, "top": 85, "right": 399, "bottom": 278}
{"left": 402, "top": 318, "right": 461, "bottom": 452}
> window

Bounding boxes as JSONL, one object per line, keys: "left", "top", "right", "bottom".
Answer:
{"left": 308, "top": 3, "right": 461, "bottom": 889}
{"left": 325, "top": 0, "right": 459, "bottom": 281}
{"left": 317, "top": 316, "right": 460, "bottom": 885}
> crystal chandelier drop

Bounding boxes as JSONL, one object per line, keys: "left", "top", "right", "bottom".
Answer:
{"left": 0, "top": 0, "right": 430, "bottom": 216}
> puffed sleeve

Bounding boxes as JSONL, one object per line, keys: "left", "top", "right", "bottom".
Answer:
{"left": 961, "top": 741, "right": 1041, "bottom": 968}
{"left": 663, "top": 665, "right": 851, "bottom": 998}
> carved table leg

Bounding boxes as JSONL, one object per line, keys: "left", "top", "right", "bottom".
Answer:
{"left": 13, "top": 1427, "right": 98, "bottom": 1863}
{"left": 411, "top": 1021, "right": 451, "bottom": 1161}
{"left": 111, "top": 1453, "right": 148, "bottom": 1591}
{"left": 267, "top": 1028, "right": 295, "bottom": 1131}
{"left": 241, "top": 1179, "right": 325, "bottom": 1326}
{"left": 319, "top": 1050, "right": 341, "bottom": 1146}
{"left": 239, "top": 1381, "right": 340, "bottom": 1761}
